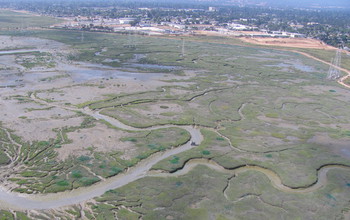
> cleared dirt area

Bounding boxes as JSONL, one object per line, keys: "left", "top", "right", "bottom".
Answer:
{"left": 239, "top": 37, "right": 337, "bottom": 50}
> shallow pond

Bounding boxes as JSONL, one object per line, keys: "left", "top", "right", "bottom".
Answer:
{"left": 266, "top": 60, "right": 316, "bottom": 73}
{"left": 0, "top": 49, "right": 38, "bottom": 55}
{"left": 124, "top": 63, "right": 181, "bottom": 70}
{"left": 61, "top": 62, "right": 165, "bottom": 83}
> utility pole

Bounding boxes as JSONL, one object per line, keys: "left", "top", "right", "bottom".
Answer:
{"left": 127, "top": 32, "right": 136, "bottom": 49}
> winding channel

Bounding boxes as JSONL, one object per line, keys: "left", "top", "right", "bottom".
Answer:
{"left": 150, "top": 159, "right": 350, "bottom": 193}
{"left": 0, "top": 95, "right": 203, "bottom": 210}
{"left": 0, "top": 93, "right": 349, "bottom": 210}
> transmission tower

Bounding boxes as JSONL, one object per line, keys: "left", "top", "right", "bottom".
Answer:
{"left": 181, "top": 38, "right": 185, "bottom": 57}
{"left": 126, "top": 32, "right": 136, "bottom": 49}
{"left": 327, "top": 49, "right": 342, "bottom": 80}
{"left": 81, "top": 31, "right": 84, "bottom": 43}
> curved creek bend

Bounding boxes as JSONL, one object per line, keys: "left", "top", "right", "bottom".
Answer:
{"left": 0, "top": 95, "right": 204, "bottom": 210}
{"left": 0, "top": 93, "right": 349, "bottom": 210}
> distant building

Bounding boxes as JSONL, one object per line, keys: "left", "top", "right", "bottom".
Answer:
{"left": 229, "top": 23, "right": 250, "bottom": 30}
{"left": 289, "top": 33, "right": 305, "bottom": 38}
{"left": 269, "top": 31, "right": 305, "bottom": 38}
{"left": 208, "top": 7, "right": 218, "bottom": 12}
{"left": 290, "top": 24, "right": 304, "bottom": 29}
{"left": 119, "top": 18, "right": 137, "bottom": 24}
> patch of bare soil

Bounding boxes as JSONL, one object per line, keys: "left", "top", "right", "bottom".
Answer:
{"left": 56, "top": 122, "right": 134, "bottom": 160}
{"left": 133, "top": 103, "right": 184, "bottom": 119}
{"left": 239, "top": 37, "right": 336, "bottom": 50}
{"left": 0, "top": 95, "right": 83, "bottom": 141}
{"left": 240, "top": 135, "right": 292, "bottom": 149}
{"left": 12, "top": 116, "right": 83, "bottom": 142}
{"left": 257, "top": 115, "right": 303, "bottom": 130}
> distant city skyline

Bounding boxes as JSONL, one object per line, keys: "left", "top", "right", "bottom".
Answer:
{"left": 188, "top": 0, "right": 350, "bottom": 8}
{"left": 1, "top": 0, "right": 349, "bottom": 8}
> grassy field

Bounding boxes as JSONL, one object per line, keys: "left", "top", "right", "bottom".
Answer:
{"left": 0, "top": 10, "right": 60, "bottom": 29}
{"left": 21, "top": 165, "right": 350, "bottom": 219}
{"left": 90, "top": 166, "right": 350, "bottom": 220}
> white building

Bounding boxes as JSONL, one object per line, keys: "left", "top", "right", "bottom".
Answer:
{"left": 119, "top": 18, "right": 137, "bottom": 24}
{"left": 208, "top": 7, "right": 218, "bottom": 12}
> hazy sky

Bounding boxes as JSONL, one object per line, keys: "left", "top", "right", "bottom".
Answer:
{"left": 3, "top": 0, "right": 350, "bottom": 9}
{"left": 172, "top": 0, "right": 350, "bottom": 8}
{"left": 234, "top": 0, "right": 350, "bottom": 8}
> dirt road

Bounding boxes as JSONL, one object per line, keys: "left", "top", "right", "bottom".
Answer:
{"left": 290, "top": 50, "right": 350, "bottom": 89}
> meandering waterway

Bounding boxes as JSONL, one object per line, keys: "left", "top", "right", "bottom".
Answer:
{"left": 0, "top": 93, "right": 349, "bottom": 210}
{"left": 0, "top": 58, "right": 349, "bottom": 210}
{"left": 0, "top": 102, "right": 349, "bottom": 210}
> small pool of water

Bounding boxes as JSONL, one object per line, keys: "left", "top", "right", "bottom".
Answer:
{"left": 266, "top": 60, "right": 316, "bottom": 73}
{"left": 293, "top": 63, "right": 315, "bottom": 72}
{"left": 61, "top": 62, "right": 165, "bottom": 83}
{"left": 124, "top": 63, "right": 181, "bottom": 70}
{"left": 0, "top": 49, "right": 38, "bottom": 55}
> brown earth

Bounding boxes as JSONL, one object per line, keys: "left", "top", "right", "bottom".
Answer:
{"left": 239, "top": 37, "right": 336, "bottom": 50}
{"left": 56, "top": 122, "right": 134, "bottom": 161}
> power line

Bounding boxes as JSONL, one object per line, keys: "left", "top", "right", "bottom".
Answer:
{"left": 327, "top": 49, "right": 342, "bottom": 80}
{"left": 81, "top": 31, "right": 84, "bottom": 43}
{"left": 181, "top": 38, "right": 185, "bottom": 57}
{"left": 126, "top": 32, "right": 136, "bottom": 49}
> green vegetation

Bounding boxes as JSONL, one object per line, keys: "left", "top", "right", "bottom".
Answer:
{"left": 16, "top": 52, "right": 56, "bottom": 69}
{"left": 0, "top": 10, "right": 60, "bottom": 29}
{"left": 0, "top": 210, "right": 14, "bottom": 220}
{"left": 0, "top": 151, "right": 10, "bottom": 165}
{"left": 39, "top": 74, "right": 69, "bottom": 82}
{"left": 85, "top": 127, "right": 190, "bottom": 178}
{"left": 344, "top": 77, "right": 350, "bottom": 86}
{"left": 1, "top": 116, "right": 190, "bottom": 193}
{"left": 83, "top": 166, "right": 350, "bottom": 220}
